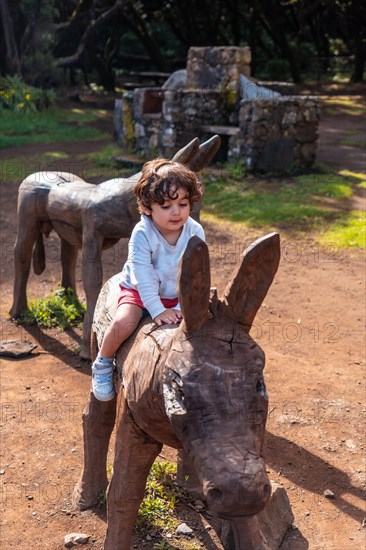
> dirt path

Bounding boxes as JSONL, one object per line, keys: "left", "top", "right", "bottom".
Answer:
{"left": 0, "top": 101, "right": 365, "bottom": 549}
{"left": 318, "top": 109, "right": 365, "bottom": 173}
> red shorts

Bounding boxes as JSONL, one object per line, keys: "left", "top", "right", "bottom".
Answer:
{"left": 118, "top": 286, "right": 178, "bottom": 311}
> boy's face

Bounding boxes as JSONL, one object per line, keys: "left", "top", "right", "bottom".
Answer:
{"left": 142, "top": 187, "right": 190, "bottom": 239}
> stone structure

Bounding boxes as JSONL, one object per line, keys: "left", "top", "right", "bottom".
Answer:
{"left": 119, "top": 46, "right": 321, "bottom": 172}
{"left": 72, "top": 233, "right": 282, "bottom": 549}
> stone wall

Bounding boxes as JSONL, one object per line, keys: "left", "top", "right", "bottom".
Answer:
{"left": 131, "top": 88, "right": 163, "bottom": 155}
{"left": 160, "top": 89, "right": 238, "bottom": 158}
{"left": 118, "top": 46, "right": 321, "bottom": 172}
{"left": 238, "top": 96, "right": 321, "bottom": 172}
{"left": 187, "top": 47, "right": 251, "bottom": 92}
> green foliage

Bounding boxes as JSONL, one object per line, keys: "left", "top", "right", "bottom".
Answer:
{"left": 0, "top": 75, "right": 56, "bottom": 113}
{"left": 2, "top": 0, "right": 365, "bottom": 88}
{"left": 16, "top": 288, "right": 85, "bottom": 329}
{"left": 256, "top": 58, "right": 292, "bottom": 82}
{"left": 0, "top": 106, "right": 108, "bottom": 148}
{"left": 138, "top": 460, "right": 179, "bottom": 531}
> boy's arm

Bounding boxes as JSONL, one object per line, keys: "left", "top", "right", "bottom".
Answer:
{"left": 126, "top": 231, "right": 167, "bottom": 319}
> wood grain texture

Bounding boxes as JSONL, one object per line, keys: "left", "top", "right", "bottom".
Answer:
{"left": 10, "top": 135, "right": 221, "bottom": 358}
{"left": 74, "top": 233, "right": 281, "bottom": 550}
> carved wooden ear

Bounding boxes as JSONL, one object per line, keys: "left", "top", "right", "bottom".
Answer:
{"left": 172, "top": 137, "right": 200, "bottom": 165}
{"left": 178, "top": 236, "right": 211, "bottom": 333}
{"left": 187, "top": 135, "right": 221, "bottom": 172}
{"left": 221, "top": 233, "right": 280, "bottom": 332}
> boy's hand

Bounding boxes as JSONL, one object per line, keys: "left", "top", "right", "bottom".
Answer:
{"left": 154, "top": 309, "right": 182, "bottom": 326}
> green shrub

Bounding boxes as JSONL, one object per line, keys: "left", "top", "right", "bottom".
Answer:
{"left": 0, "top": 75, "right": 55, "bottom": 113}
{"left": 16, "top": 288, "right": 85, "bottom": 329}
{"left": 138, "top": 460, "right": 179, "bottom": 530}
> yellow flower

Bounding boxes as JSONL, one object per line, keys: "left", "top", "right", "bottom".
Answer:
{"left": 17, "top": 102, "right": 24, "bottom": 109}
{"left": 25, "top": 93, "right": 31, "bottom": 101}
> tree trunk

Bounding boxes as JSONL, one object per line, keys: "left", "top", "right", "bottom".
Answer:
{"left": 257, "top": 9, "right": 302, "bottom": 83}
{"left": 350, "top": 47, "right": 365, "bottom": 83}
{"left": 0, "top": 0, "right": 21, "bottom": 74}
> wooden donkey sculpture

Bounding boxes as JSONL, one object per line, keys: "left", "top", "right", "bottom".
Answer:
{"left": 9, "top": 135, "right": 220, "bottom": 358}
{"left": 73, "top": 232, "right": 281, "bottom": 549}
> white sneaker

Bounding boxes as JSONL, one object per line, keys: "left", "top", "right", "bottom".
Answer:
{"left": 92, "top": 359, "right": 116, "bottom": 401}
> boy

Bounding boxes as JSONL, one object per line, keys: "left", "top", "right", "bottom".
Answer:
{"left": 92, "top": 158, "right": 204, "bottom": 401}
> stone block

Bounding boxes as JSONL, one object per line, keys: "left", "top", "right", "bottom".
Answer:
{"left": 187, "top": 46, "right": 251, "bottom": 88}
{"left": 295, "top": 142, "right": 317, "bottom": 165}
{"left": 295, "top": 122, "right": 318, "bottom": 143}
{"left": 256, "top": 137, "right": 295, "bottom": 172}
{"left": 162, "top": 69, "right": 187, "bottom": 90}
{"left": 282, "top": 111, "right": 297, "bottom": 127}
{"left": 257, "top": 482, "right": 294, "bottom": 549}
{"left": 219, "top": 482, "right": 294, "bottom": 550}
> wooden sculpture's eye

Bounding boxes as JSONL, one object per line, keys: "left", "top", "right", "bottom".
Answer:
{"left": 256, "top": 379, "right": 268, "bottom": 399}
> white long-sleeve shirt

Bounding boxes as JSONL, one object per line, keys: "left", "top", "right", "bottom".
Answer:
{"left": 120, "top": 215, "right": 205, "bottom": 319}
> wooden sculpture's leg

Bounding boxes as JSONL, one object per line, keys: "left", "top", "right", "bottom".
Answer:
{"left": 80, "top": 230, "right": 103, "bottom": 359}
{"left": 104, "top": 392, "right": 162, "bottom": 550}
{"left": 61, "top": 238, "right": 78, "bottom": 291}
{"left": 72, "top": 391, "right": 117, "bottom": 510}
{"left": 9, "top": 217, "right": 38, "bottom": 317}
{"left": 220, "top": 516, "right": 270, "bottom": 550}
{"left": 177, "top": 448, "right": 203, "bottom": 498}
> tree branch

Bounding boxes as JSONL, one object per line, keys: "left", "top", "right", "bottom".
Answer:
{"left": 55, "top": 0, "right": 128, "bottom": 67}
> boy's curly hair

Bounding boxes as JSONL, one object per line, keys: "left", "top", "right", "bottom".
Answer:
{"left": 134, "top": 158, "right": 203, "bottom": 213}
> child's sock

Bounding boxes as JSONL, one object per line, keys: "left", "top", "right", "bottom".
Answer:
{"left": 92, "top": 353, "right": 115, "bottom": 401}
{"left": 93, "top": 353, "right": 114, "bottom": 369}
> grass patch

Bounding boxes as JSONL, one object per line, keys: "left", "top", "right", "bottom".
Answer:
{"left": 322, "top": 95, "right": 365, "bottom": 116}
{"left": 0, "top": 106, "right": 109, "bottom": 148}
{"left": 92, "top": 144, "right": 124, "bottom": 167}
{"left": 72, "top": 147, "right": 139, "bottom": 181}
{"left": 0, "top": 147, "right": 135, "bottom": 184}
{"left": 340, "top": 138, "right": 366, "bottom": 149}
{"left": 15, "top": 288, "right": 85, "bottom": 329}
{"left": 0, "top": 151, "right": 137, "bottom": 195}
{"left": 295, "top": 171, "right": 354, "bottom": 199}
{"left": 339, "top": 169, "right": 366, "bottom": 184}
{"left": 100, "top": 459, "right": 197, "bottom": 547}
{"left": 135, "top": 459, "right": 202, "bottom": 549}
{"left": 319, "top": 211, "right": 366, "bottom": 248}
{"left": 202, "top": 165, "right": 364, "bottom": 248}
{"left": 203, "top": 170, "right": 353, "bottom": 226}
{"left": 91, "top": 143, "right": 141, "bottom": 171}
{"left": 0, "top": 152, "right": 73, "bottom": 183}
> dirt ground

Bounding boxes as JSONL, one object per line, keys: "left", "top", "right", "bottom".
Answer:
{"left": 0, "top": 94, "right": 365, "bottom": 550}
